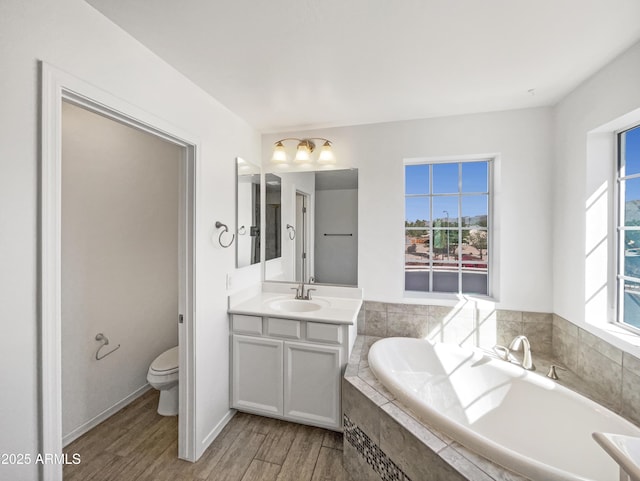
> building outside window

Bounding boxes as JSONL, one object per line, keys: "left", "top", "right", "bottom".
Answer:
{"left": 404, "top": 159, "right": 491, "bottom": 295}
{"left": 617, "top": 123, "right": 640, "bottom": 330}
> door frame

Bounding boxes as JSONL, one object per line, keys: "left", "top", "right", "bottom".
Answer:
{"left": 40, "top": 62, "right": 198, "bottom": 480}
{"left": 295, "top": 190, "right": 311, "bottom": 282}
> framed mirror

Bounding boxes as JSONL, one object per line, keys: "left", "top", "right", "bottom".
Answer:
{"left": 236, "top": 157, "right": 261, "bottom": 268}
{"left": 264, "top": 168, "right": 358, "bottom": 286}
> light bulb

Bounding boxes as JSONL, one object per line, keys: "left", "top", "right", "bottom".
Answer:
{"left": 318, "top": 141, "right": 336, "bottom": 164}
{"left": 271, "top": 141, "right": 288, "bottom": 163}
{"left": 294, "top": 141, "right": 312, "bottom": 163}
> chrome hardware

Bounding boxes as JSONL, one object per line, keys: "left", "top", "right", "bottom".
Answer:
{"left": 546, "top": 364, "right": 566, "bottom": 380}
{"left": 95, "top": 333, "right": 121, "bottom": 361}
{"left": 494, "top": 336, "right": 535, "bottom": 370}
{"left": 291, "top": 283, "right": 316, "bottom": 300}
{"left": 493, "top": 345, "right": 512, "bottom": 361}
{"left": 286, "top": 224, "right": 296, "bottom": 240}
{"left": 215, "top": 221, "right": 235, "bottom": 248}
{"left": 508, "top": 335, "right": 535, "bottom": 370}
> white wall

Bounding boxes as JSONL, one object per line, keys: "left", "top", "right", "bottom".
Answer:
{"left": 61, "top": 101, "right": 180, "bottom": 441}
{"left": 553, "top": 40, "right": 640, "bottom": 354}
{"left": 0, "top": 1, "right": 260, "bottom": 478}
{"left": 263, "top": 107, "right": 554, "bottom": 311}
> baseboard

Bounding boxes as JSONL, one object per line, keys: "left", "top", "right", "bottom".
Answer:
{"left": 198, "top": 409, "right": 237, "bottom": 459}
{"left": 62, "top": 384, "right": 152, "bottom": 446}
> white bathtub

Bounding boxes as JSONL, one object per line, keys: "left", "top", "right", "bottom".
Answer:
{"left": 368, "top": 337, "right": 640, "bottom": 481}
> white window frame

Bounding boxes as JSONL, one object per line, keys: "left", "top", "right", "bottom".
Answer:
{"left": 616, "top": 121, "right": 640, "bottom": 334}
{"left": 404, "top": 156, "right": 494, "bottom": 297}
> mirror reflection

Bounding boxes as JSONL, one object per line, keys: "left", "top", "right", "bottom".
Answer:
{"left": 265, "top": 174, "right": 282, "bottom": 261}
{"left": 236, "top": 157, "right": 261, "bottom": 268}
{"left": 264, "top": 169, "right": 358, "bottom": 286}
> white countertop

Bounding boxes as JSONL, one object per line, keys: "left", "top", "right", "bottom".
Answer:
{"left": 228, "top": 291, "right": 362, "bottom": 325}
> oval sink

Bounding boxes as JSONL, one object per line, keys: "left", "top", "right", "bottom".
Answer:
{"left": 269, "top": 298, "right": 329, "bottom": 313}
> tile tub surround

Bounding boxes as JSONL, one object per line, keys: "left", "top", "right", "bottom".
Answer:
{"left": 552, "top": 314, "right": 640, "bottom": 426}
{"left": 343, "top": 334, "right": 640, "bottom": 481}
{"left": 359, "top": 300, "right": 640, "bottom": 424}
{"left": 342, "top": 336, "right": 530, "bottom": 481}
{"left": 360, "top": 301, "right": 553, "bottom": 356}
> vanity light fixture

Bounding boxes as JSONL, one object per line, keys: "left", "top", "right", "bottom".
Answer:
{"left": 270, "top": 138, "right": 336, "bottom": 165}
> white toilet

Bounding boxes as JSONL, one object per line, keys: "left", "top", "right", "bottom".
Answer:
{"left": 147, "top": 346, "right": 179, "bottom": 416}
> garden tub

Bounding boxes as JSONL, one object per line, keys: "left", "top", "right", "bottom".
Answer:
{"left": 368, "top": 337, "right": 640, "bottom": 481}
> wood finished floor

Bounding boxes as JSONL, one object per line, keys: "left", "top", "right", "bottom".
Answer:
{"left": 64, "top": 390, "right": 352, "bottom": 481}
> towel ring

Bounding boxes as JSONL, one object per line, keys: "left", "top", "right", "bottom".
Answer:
{"left": 286, "top": 224, "right": 296, "bottom": 240}
{"left": 215, "top": 221, "right": 235, "bottom": 248}
{"left": 95, "top": 333, "right": 120, "bottom": 361}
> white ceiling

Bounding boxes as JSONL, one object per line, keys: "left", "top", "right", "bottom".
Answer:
{"left": 87, "top": 0, "right": 640, "bottom": 133}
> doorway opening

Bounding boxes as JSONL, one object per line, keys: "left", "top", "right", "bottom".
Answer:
{"left": 41, "top": 63, "right": 197, "bottom": 481}
{"left": 61, "top": 100, "right": 183, "bottom": 446}
{"left": 295, "top": 191, "right": 311, "bottom": 283}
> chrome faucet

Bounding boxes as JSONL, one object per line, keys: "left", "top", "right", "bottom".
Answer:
{"left": 546, "top": 364, "right": 566, "bottom": 380}
{"left": 508, "top": 335, "right": 535, "bottom": 370}
{"left": 291, "top": 283, "right": 316, "bottom": 300}
{"left": 291, "top": 283, "right": 304, "bottom": 299}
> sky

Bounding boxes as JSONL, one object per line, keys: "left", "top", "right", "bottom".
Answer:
{"left": 623, "top": 125, "right": 640, "bottom": 210}
{"left": 405, "top": 161, "right": 488, "bottom": 224}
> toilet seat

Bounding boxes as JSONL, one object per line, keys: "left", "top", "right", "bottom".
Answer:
{"left": 149, "top": 346, "right": 179, "bottom": 375}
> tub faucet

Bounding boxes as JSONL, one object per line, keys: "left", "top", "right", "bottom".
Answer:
{"left": 508, "top": 335, "right": 535, "bottom": 371}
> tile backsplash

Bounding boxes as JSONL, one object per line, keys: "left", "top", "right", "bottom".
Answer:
{"left": 361, "top": 300, "right": 552, "bottom": 356}
{"left": 552, "top": 314, "right": 640, "bottom": 425}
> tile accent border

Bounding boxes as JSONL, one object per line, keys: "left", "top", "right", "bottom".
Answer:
{"left": 343, "top": 414, "right": 411, "bottom": 481}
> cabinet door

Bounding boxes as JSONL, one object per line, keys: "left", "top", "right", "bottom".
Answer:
{"left": 232, "top": 335, "right": 283, "bottom": 415}
{"left": 284, "top": 341, "right": 341, "bottom": 430}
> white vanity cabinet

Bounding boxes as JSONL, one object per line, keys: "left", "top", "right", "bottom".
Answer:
{"left": 232, "top": 335, "right": 283, "bottom": 415}
{"left": 230, "top": 314, "right": 349, "bottom": 431}
{"left": 283, "top": 341, "right": 341, "bottom": 428}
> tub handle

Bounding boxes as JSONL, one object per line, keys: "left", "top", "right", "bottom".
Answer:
{"left": 493, "top": 345, "right": 510, "bottom": 360}
{"left": 546, "top": 364, "right": 566, "bottom": 380}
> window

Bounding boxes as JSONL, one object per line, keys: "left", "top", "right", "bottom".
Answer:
{"left": 404, "top": 159, "right": 491, "bottom": 295}
{"left": 617, "top": 123, "right": 640, "bottom": 330}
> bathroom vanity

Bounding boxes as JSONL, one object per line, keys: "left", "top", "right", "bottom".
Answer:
{"left": 228, "top": 284, "right": 362, "bottom": 431}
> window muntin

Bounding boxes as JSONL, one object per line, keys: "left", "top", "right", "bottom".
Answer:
{"left": 405, "top": 159, "right": 490, "bottom": 295}
{"left": 617, "top": 124, "right": 640, "bottom": 330}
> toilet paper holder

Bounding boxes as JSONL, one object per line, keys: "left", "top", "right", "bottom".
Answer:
{"left": 95, "top": 333, "right": 121, "bottom": 361}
